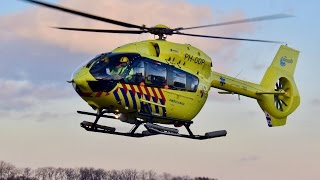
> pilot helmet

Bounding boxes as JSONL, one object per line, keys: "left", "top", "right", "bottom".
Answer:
{"left": 119, "top": 56, "right": 129, "bottom": 63}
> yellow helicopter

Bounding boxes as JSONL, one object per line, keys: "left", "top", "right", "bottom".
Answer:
{"left": 22, "top": 0, "right": 300, "bottom": 140}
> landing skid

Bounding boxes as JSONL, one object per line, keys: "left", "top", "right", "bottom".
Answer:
{"left": 144, "top": 122, "right": 227, "bottom": 140}
{"left": 78, "top": 110, "right": 227, "bottom": 140}
{"left": 80, "top": 121, "right": 156, "bottom": 138}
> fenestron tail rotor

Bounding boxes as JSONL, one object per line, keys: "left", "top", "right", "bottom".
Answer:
{"left": 21, "top": 0, "right": 293, "bottom": 42}
{"left": 274, "top": 78, "right": 290, "bottom": 112}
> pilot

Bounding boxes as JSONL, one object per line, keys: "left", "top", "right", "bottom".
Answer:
{"left": 110, "top": 56, "right": 129, "bottom": 75}
{"left": 109, "top": 56, "right": 135, "bottom": 82}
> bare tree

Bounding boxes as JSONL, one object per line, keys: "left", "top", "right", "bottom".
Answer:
{"left": 79, "top": 167, "right": 93, "bottom": 180}
{"left": 0, "top": 160, "right": 219, "bottom": 180}
{"left": 78, "top": 167, "right": 108, "bottom": 180}
{"left": 195, "top": 177, "right": 218, "bottom": 180}
{"left": 51, "top": 167, "right": 66, "bottom": 180}
{"left": 35, "top": 167, "right": 56, "bottom": 180}
{"left": 0, "top": 161, "right": 18, "bottom": 179}
{"left": 22, "top": 167, "right": 33, "bottom": 178}
{"left": 147, "top": 170, "right": 157, "bottom": 180}
{"left": 172, "top": 176, "right": 192, "bottom": 180}
{"left": 106, "top": 170, "right": 121, "bottom": 180}
{"left": 160, "top": 172, "right": 173, "bottom": 180}
{"left": 119, "top": 169, "right": 138, "bottom": 180}
{"left": 139, "top": 170, "right": 147, "bottom": 180}
{"left": 94, "top": 168, "right": 108, "bottom": 180}
{"left": 46, "top": 167, "right": 56, "bottom": 180}
{"left": 139, "top": 170, "right": 158, "bottom": 180}
{"left": 34, "top": 167, "right": 45, "bottom": 180}
{"left": 64, "top": 168, "right": 79, "bottom": 180}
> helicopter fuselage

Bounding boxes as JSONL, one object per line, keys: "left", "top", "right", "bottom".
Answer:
{"left": 72, "top": 40, "right": 213, "bottom": 124}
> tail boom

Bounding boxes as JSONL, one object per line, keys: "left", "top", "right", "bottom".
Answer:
{"left": 210, "top": 45, "right": 300, "bottom": 127}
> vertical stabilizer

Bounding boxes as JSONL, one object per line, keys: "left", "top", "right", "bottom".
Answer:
{"left": 258, "top": 45, "right": 300, "bottom": 127}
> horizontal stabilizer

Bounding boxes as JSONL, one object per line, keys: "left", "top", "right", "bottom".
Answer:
{"left": 256, "top": 91, "right": 286, "bottom": 95}
{"left": 218, "top": 91, "right": 234, "bottom": 94}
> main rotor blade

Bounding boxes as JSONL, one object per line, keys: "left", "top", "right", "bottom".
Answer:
{"left": 177, "top": 14, "right": 294, "bottom": 31}
{"left": 54, "top": 27, "right": 147, "bottom": 34}
{"left": 21, "top": 0, "right": 146, "bottom": 29}
{"left": 175, "top": 32, "right": 283, "bottom": 43}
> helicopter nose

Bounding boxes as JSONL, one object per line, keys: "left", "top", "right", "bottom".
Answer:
{"left": 72, "top": 65, "right": 88, "bottom": 80}
{"left": 71, "top": 67, "right": 93, "bottom": 95}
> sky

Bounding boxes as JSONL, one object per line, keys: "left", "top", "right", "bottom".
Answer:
{"left": 1, "top": 0, "right": 320, "bottom": 180}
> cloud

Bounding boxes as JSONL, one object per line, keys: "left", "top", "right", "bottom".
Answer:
{"left": 0, "top": 79, "right": 73, "bottom": 111}
{"left": 1, "top": 0, "right": 254, "bottom": 57}
{"left": 240, "top": 155, "right": 260, "bottom": 162}
{"left": 311, "top": 98, "right": 320, "bottom": 106}
{"left": 0, "top": 109, "right": 73, "bottom": 122}
{"left": 25, "top": 111, "right": 71, "bottom": 122}
{"left": 252, "top": 63, "right": 267, "bottom": 71}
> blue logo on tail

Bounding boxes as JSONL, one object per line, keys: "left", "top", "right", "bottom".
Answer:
{"left": 280, "top": 56, "right": 293, "bottom": 67}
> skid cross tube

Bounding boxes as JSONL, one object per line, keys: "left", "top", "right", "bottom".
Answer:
{"left": 91, "top": 109, "right": 102, "bottom": 130}
{"left": 129, "top": 121, "right": 143, "bottom": 134}
{"left": 184, "top": 124, "right": 194, "bottom": 137}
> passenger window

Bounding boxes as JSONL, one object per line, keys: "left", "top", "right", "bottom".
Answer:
{"left": 119, "top": 56, "right": 199, "bottom": 92}
{"left": 171, "top": 70, "right": 186, "bottom": 90}
{"left": 145, "top": 62, "right": 167, "bottom": 87}
{"left": 186, "top": 74, "right": 199, "bottom": 92}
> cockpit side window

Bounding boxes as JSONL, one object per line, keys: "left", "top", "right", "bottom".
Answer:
{"left": 89, "top": 53, "right": 140, "bottom": 80}
{"left": 123, "top": 60, "right": 145, "bottom": 85}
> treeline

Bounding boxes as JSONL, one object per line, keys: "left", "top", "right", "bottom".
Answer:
{"left": 0, "top": 161, "right": 217, "bottom": 180}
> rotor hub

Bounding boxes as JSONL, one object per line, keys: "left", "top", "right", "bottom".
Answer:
{"left": 148, "top": 24, "right": 174, "bottom": 40}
